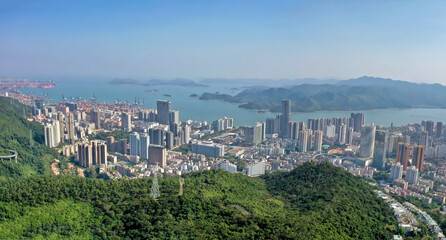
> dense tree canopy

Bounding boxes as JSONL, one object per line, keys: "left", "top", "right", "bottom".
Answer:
{"left": 0, "top": 163, "right": 397, "bottom": 239}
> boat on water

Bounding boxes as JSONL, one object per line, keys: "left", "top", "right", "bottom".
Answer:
{"left": 39, "top": 84, "right": 54, "bottom": 89}
{"left": 144, "top": 89, "right": 159, "bottom": 93}
{"left": 163, "top": 94, "right": 172, "bottom": 97}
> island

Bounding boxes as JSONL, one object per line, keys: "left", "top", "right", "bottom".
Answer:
{"left": 198, "top": 76, "right": 446, "bottom": 112}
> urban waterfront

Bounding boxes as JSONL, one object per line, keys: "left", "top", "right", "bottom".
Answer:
{"left": 22, "top": 78, "right": 446, "bottom": 127}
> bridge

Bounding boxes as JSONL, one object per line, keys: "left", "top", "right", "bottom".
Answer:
{"left": 0, "top": 150, "right": 18, "bottom": 163}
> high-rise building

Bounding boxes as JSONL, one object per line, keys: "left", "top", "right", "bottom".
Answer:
{"left": 436, "top": 144, "right": 446, "bottom": 158}
{"left": 351, "top": 113, "right": 365, "bottom": 132}
{"left": 437, "top": 122, "right": 443, "bottom": 138}
{"left": 280, "top": 99, "right": 291, "bottom": 138}
{"left": 314, "top": 130, "right": 323, "bottom": 152}
{"left": 373, "top": 130, "right": 389, "bottom": 170}
{"left": 298, "top": 130, "right": 309, "bottom": 152}
{"left": 140, "top": 133, "right": 150, "bottom": 160}
{"left": 56, "top": 112, "right": 65, "bottom": 142}
{"left": 266, "top": 117, "right": 281, "bottom": 136}
{"left": 183, "top": 125, "right": 191, "bottom": 144}
{"left": 289, "top": 121, "right": 306, "bottom": 140}
{"left": 396, "top": 142, "right": 410, "bottom": 171}
{"left": 77, "top": 141, "right": 107, "bottom": 167}
{"left": 157, "top": 100, "right": 171, "bottom": 124}
{"left": 44, "top": 122, "right": 60, "bottom": 148}
{"left": 359, "top": 124, "right": 376, "bottom": 159}
{"left": 426, "top": 120, "right": 435, "bottom": 136}
{"left": 324, "top": 124, "right": 336, "bottom": 138}
{"left": 389, "top": 163, "right": 403, "bottom": 181}
{"left": 419, "top": 131, "right": 429, "bottom": 146}
{"left": 148, "top": 145, "right": 167, "bottom": 167}
{"left": 129, "top": 132, "right": 140, "bottom": 156}
{"left": 92, "top": 111, "right": 101, "bottom": 129}
{"left": 242, "top": 122, "right": 263, "bottom": 144}
{"left": 412, "top": 145, "right": 425, "bottom": 172}
{"left": 165, "top": 131, "right": 174, "bottom": 149}
{"left": 78, "top": 143, "right": 92, "bottom": 167}
{"left": 149, "top": 128, "right": 165, "bottom": 146}
{"left": 169, "top": 110, "right": 180, "bottom": 124}
{"left": 107, "top": 136, "right": 115, "bottom": 151}
{"left": 121, "top": 113, "right": 132, "bottom": 132}
{"left": 345, "top": 127, "right": 354, "bottom": 145}
{"left": 405, "top": 166, "right": 419, "bottom": 185}
{"left": 337, "top": 124, "right": 347, "bottom": 145}
{"left": 66, "top": 112, "right": 75, "bottom": 144}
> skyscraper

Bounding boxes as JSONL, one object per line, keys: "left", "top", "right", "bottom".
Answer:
{"left": 298, "top": 130, "right": 309, "bottom": 152}
{"left": 265, "top": 115, "right": 280, "bottom": 136}
{"left": 66, "top": 112, "right": 75, "bottom": 144}
{"left": 314, "top": 130, "right": 323, "bottom": 152}
{"left": 337, "top": 124, "right": 347, "bottom": 145}
{"left": 56, "top": 112, "right": 64, "bottom": 142}
{"left": 426, "top": 120, "right": 434, "bottom": 136}
{"left": 419, "top": 131, "right": 429, "bottom": 146}
{"left": 412, "top": 145, "right": 425, "bottom": 172}
{"left": 359, "top": 124, "right": 376, "bottom": 159}
{"left": 242, "top": 122, "right": 263, "bottom": 144}
{"left": 140, "top": 133, "right": 150, "bottom": 160}
{"left": 169, "top": 110, "right": 180, "bottom": 124}
{"left": 129, "top": 132, "right": 140, "bottom": 156}
{"left": 77, "top": 141, "right": 107, "bottom": 167}
{"left": 351, "top": 113, "right": 365, "bottom": 132}
{"left": 92, "top": 111, "right": 101, "bottom": 129}
{"left": 165, "top": 131, "right": 174, "bottom": 149}
{"left": 373, "top": 130, "right": 389, "bottom": 170}
{"left": 157, "top": 100, "right": 171, "bottom": 124}
{"left": 121, "top": 113, "right": 132, "bottom": 132}
{"left": 280, "top": 99, "right": 291, "bottom": 138}
{"left": 396, "top": 142, "right": 410, "bottom": 171}
{"left": 345, "top": 127, "right": 354, "bottom": 145}
{"left": 437, "top": 122, "right": 443, "bottom": 138}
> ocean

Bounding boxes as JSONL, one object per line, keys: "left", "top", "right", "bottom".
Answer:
{"left": 22, "top": 78, "right": 446, "bottom": 127}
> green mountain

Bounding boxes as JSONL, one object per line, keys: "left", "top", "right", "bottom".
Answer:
{"left": 199, "top": 76, "right": 446, "bottom": 112}
{"left": 0, "top": 162, "right": 396, "bottom": 239}
{"left": 0, "top": 96, "right": 57, "bottom": 179}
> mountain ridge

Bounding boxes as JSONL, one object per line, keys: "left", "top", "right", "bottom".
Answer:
{"left": 198, "top": 76, "right": 446, "bottom": 112}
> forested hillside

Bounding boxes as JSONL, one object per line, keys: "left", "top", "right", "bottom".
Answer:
{"left": 198, "top": 76, "right": 446, "bottom": 112}
{"left": 0, "top": 163, "right": 397, "bottom": 239}
{"left": 0, "top": 96, "right": 57, "bottom": 179}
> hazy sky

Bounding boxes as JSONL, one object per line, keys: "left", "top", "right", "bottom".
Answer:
{"left": 1, "top": 0, "right": 446, "bottom": 83}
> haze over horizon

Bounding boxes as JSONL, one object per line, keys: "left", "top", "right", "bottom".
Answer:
{"left": 1, "top": 0, "right": 446, "bottom": 84}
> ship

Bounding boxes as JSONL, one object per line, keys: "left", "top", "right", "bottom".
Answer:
{"left": 39, "top": 84, "right": 55, "bottom": 89}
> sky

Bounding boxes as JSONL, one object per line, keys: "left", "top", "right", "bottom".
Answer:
{"left": 1, "top": 0, "right": 446, "bottom": 83}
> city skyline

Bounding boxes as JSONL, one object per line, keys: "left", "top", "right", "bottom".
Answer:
{"left": 1, "top": 1, "right": 446, "bottom": 83}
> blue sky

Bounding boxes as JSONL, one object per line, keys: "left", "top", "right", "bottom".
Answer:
{"left": 1, "top": 0, "right": 446, "bottom": 83}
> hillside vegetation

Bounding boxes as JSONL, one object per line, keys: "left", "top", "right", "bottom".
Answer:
{"left": 0, "top": 163, "right": 396, "bottom": 239}
{"left": 199, "top": 76, "right": 446, "bottom": 112}
{"left": 0, "top": 96, "right": 57, "bottom": 179}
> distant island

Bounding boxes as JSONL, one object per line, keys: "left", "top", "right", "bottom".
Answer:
{"left": 110, "top": 78, "right": 208, "bottom": 87}
{"left": 190, "top": 94, "right": 199, "bottom": 98}
{"left": 198, "top": 76, "right": 446, "bottom": 112}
